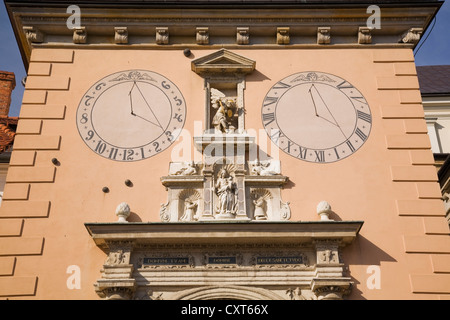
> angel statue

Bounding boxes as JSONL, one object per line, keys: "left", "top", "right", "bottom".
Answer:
{"left": 210, "top": 88, "right": 237, "bottom": 133}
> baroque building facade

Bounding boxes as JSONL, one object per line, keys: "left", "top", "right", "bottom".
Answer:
{"left": 0, "top": 0, "right": 449, "bottom": 300}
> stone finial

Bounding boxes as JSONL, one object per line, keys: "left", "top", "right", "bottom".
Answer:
{"left": 317, "top": 201, "right": 332, "bottom": 221}
{"left": 115, "top": 202, "right": 131, "bottom": 223}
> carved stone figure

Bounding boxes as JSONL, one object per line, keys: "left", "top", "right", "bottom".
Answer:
{"left": 253, "top": 195, "right": 267, "bottom": 220}
{"left": 215, "top": 169, "right": 237, "bottom": 216}
{"left": 251, "top": 159, "right": 280, "bottom": 176}
{"left": 210, "top": 88, "right": 237, "bottom": 133}
{"left": 173, "top": 161, "right": 197, "bottom": 176}
{"left": 180, "top": 200, "right": 198, "bottom": 222}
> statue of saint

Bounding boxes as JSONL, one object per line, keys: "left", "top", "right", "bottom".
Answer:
{"left": 180, "top": 200, "right": 198, "bottom": 222}
{"left": 253, "top": 195, "right": 267, "bottom": 220}
{"left": 215, "top": 169, "right": 237, "bottom": 216}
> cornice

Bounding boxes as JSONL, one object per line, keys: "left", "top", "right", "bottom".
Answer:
{"left": 5, "top": 4, "right": 440, "bottom": 68}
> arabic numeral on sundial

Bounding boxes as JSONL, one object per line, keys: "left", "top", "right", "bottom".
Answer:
{"left": 173, "top": 113, "right": 183, "bottom": 122}
{"left": 153, "top": 141, "right": 161, "bottom": 153}
{"left": 173, "top": 96, "right": 183, "bottom": 106}
{"left": 80, "top": 113, "right": 88, "bottom": 124}
{"left": 95, "top": 82, "right": 106, "bottom": 91}
{"left": 161, "top": 81, "right": 171, "bottom": 90}
{"left": 84, "top": 95, "right": 94, "bottom": 106}
{"left": 85, "top": 130, "right": 94, "bottom": 141}
{"left": 122, "top": 149, "right": 135, "bottom": 161}
{"left": 95, "top": 141, "right": 106, "bottom": 155}
{"left": 108, "top": 148, "right": 118, "bottom": 160}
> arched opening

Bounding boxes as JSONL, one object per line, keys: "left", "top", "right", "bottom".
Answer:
{"left": 171, "top": 286, "right": 286, "bottom": 300}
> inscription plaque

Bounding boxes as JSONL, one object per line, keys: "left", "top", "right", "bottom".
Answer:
{"left": 256, "top": 256, "right": 304, "bottom": 265}
{"left": 143, "top": 257, "right": 190, "bottom": 266}
{"left": 208, "top": 256, "right": 236, "bottom": 264}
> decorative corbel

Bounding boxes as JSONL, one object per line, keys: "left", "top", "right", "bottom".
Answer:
{"left": 73, "top": 27, "right": 87, "bottom": 44}
{"left": 311, "top": 278, "right": 353, "bottom": 300}
{"left": 237, "top": 27, "right": 250, "bottom": 45}
{"left": 156, "top": 27, "right": 169, "bottom": 45}
{"left": 114, "top": 27, "right": 128, "bottom": 44}
{"left": 400, "top": 28, "right": 423, "bottom": 44}
{"left": 196, "top": 27, "right": 209, "bottom": 45}
{"left": 317, "top": 27, "right": 331, "bottom": 44}
{"left": 358, "top": 27, "right": 372, "bottom": 44}
{"left": 23, "top": 26, "right": 44, "bottom": 44}
{"left": 277, "top": 27, "right": 290, "bottom": 45}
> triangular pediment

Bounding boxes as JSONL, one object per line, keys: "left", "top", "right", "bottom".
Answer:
{"left": 191, "top": 49, "right": 256, "bottom": 75}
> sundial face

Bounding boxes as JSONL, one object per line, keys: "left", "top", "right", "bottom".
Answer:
{"left": 76, "top": 70, "right": 186, "bottom": 161}
{"left": 262, "top": 71, "right": 372, "bottom": 163}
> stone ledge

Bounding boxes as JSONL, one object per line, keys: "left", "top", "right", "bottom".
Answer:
{"left": 85, "top": 220, "right": 364, "bottom": 248}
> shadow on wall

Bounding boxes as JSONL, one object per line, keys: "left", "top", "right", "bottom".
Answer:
{"left": 344, "top": 234, "right": 397, "bottom": 300}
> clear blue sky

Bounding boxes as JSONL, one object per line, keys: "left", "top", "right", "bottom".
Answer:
{"left": 0, "top": 1, "right": 449, "bottom": 117}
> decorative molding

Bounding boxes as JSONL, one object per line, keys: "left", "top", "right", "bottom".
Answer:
{"left": 73, "top": 27, "right": 87, "bottom": 44}
{"left": 114, "top": 27, "right": 128, "bottom": 44}
{"left": 156, "top": 27, "right": 169, "bottom": 44}
{"left": 317, "top": 27, "right": 331, "bottom": 44}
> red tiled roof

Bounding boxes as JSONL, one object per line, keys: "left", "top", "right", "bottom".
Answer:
{"left": 417, "top": 65, "right": 450, "bottom": 95}
{"left": 0, "top": 116, "right": 18, "bottom": 154}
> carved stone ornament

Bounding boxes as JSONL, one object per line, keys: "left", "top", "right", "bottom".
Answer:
{"left": 358, "top": 27, "right": 372, "bottom": 44}
{"left": 86, "top": 221, "right": 363, "bottom": 300}
{"left": 73, "top": 27, "right": 87, "bottom": 44}
{"left": 23, "top": 26, "right": 44, "bottom": 44}
{"left": 196, "top": 27, "right": 209, "bottom": 45}
{"left": 317, "top": 201, "right": 333, "bottom": 221}
{"left": 237, "top": 27, "right": 250, "bottom": 45}
{"left": 115, "top": 202, "right": 130, "bottom": 223}
{"left": 400, "top": 28, "right": 423, "bottom": 44}
{"left": 317, "top": 27, "right": 331, "bottom": 44}
{"left": 277, "top": 27, "right": 290, "bottom": 45}
{"left": 156, "top": 27, "right": 169, "bottom": 45}
{"left": 114, "top": 27, "right": 128, "bottom": 44}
